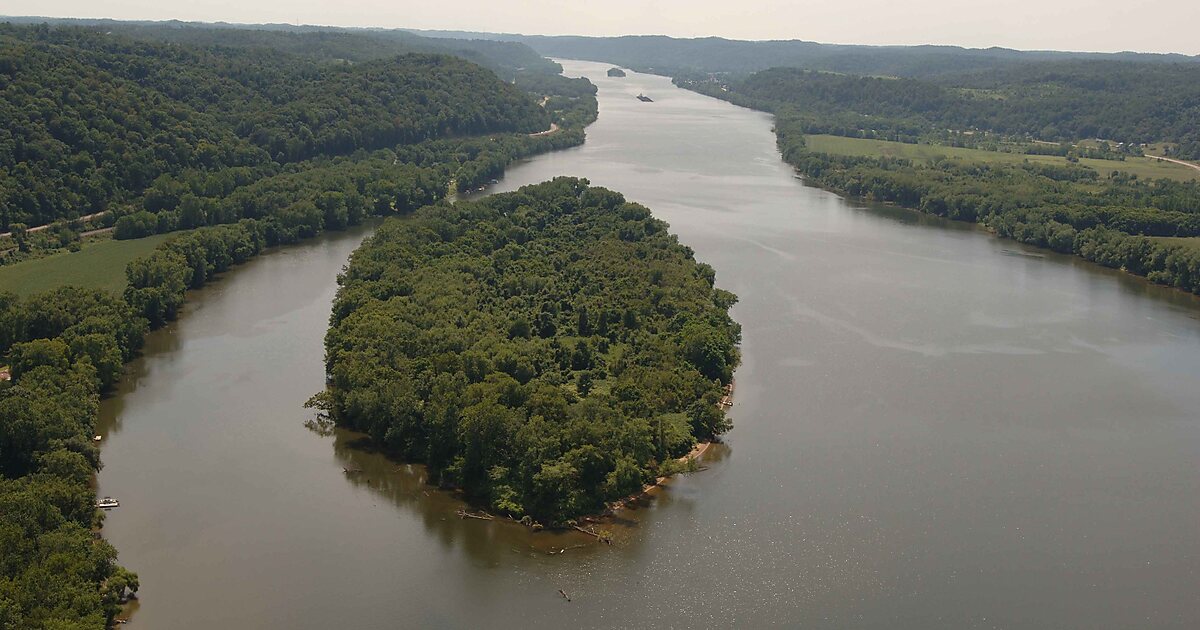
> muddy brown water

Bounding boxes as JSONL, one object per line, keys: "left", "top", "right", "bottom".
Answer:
{"left": 97, "top": 60, "right": 1200, "bottom": 628}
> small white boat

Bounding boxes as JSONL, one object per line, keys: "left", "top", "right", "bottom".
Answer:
{"left": 93, "top": 435, "right": 102, "bottom": 442}
{"left": 96, "top": 497, "right": 120, "bottom": 509}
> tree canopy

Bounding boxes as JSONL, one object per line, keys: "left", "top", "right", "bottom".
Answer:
{"left": 0, "top": 286, "right": 147, "bottom": 628}
{"left": 324, "top": 178, "right": 740, "bottom": 524}
{"left": 0, "top": 23, "right": 558, "bottom": 230}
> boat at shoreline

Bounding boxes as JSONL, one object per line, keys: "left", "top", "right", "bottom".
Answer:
{"left": 97, "top": 497, "right": 120, "bottom": 509}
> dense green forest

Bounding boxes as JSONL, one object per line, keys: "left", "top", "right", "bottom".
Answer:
{"left": 683, "top": 63, "right": 1200, "bottom": 158}
{"left": 0, "top": 21, "right": 599, "bottom": 277}
{"left": 0, "top": 287, "right": 145, "bottom": 627}
{"left": 0, "top": 24, "right": 560, "bottom": 231}
{"left": 322, "top": 178, "right": 740, "bottom": 524}
{"left": 681, "top": 70, "right": 1200, "bottom": 294}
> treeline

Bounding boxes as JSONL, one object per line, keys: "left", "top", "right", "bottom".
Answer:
{"left": 109, "top": 156, "right": 442, "bottom": 240}
{"left": 323, "top": 178, "right": 740, "bottom": 525}
{"left": 0, "top": 286, "right": 145, "bottom": 627}
{"left": 0, "top": 23, "right": 553, "bottom": 230}
{"left": 103, "top": 98, "right": 598, "bottom": 242}
{"left": 119, "top": 162, "right": 442, "bottom": 325}
{"left": 393, "top": 128, "right": 591, "bottom": 193}
{"left": 515, "top": 73, "right": 597, "bottom": 99}
{"left": 684, "top": 63, "right": 1200, "bottom": 158}
{"left": 782, "top": 139, "right": 1200, "bottom": 293}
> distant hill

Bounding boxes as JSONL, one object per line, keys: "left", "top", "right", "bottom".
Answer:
{"left": 0, "top": 22, "right": 554, "bottom": 229}
{"left": 410, "top": 31, "right": 1200, "bottom": 79}
{"left": 702, "top": 62, "right": 1200, "bottom": 155}
{"left": 0, "top": 17, "right": 562, "bottom": 78}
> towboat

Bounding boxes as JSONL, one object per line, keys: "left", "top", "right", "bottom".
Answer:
{"left": 636, "top": 94, "right": 654, "bottom": 102}
{"left": 96, "top": 497, "right": 120, "bottom": 509}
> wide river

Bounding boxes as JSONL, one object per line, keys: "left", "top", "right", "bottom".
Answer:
{"left": 99, "top": 60, "right": 1200, "bottom": 628}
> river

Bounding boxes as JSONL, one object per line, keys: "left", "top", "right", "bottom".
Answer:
{"left": 98, "top": 60, "right": 1200, "bottom": 628}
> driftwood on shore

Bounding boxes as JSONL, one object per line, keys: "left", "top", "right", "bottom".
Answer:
{"left": 548, "top": 544, "right": 590, "bottom": 555}
{"left": 456, "top": 509, "right": 495, "bottom": 521}
{"left": 572, "top": 525, "right": 613, "bottom": 544}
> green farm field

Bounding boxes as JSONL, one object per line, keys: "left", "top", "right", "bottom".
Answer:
{"left": 804, "top": 135, "right": 1200, "bottom": 182}
{"left": 1149, "top": 236, "right": 1200, "bottom": 252}
{"left": 0, "top": 234, "right": 173, "bottom": 297}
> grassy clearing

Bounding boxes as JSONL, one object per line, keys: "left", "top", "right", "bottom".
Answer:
{"left": 804, "top": 135, "right": 1200, "bottom": 182}
{"left": 0, "top": 234, "right": 173, "bottom": 297}
{"left": 1149, "top": 237, "right": 1200, "bottom": 252}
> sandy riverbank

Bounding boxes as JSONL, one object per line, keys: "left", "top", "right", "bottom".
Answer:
{"left": 450, "top": 379, "right": 736, "bottom": 540}
{"left": 594, "top": 380, "right": 735, "bottom": 517}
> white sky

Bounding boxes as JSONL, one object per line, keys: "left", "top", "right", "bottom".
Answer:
{"left": 4, "top": 0, "right": 1199, "bottom": 55}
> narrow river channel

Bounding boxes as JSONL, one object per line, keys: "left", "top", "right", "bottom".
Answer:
{"left": 98, "top": 60, "right": 1200, "bottom": 628}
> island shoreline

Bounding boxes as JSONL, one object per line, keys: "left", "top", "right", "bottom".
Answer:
{"left": 451, "top": 379, "right": 736, "bottom": 538}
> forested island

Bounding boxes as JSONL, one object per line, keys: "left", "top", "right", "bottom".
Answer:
{"left": 676, "top": 64, "right": 1200, "bottom": 294}
{"left": 321, "top": 178, "right": 740, "bottom": 525}
{"left": 607, "top": 67, "right": 627, "bottom": 77}
{"left": 0, "top": 20, "right": 598, "bottom": 627}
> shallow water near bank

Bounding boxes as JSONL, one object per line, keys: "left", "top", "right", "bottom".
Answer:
{"left": 98, "top": 60, "right": 1200, "bottom": 628}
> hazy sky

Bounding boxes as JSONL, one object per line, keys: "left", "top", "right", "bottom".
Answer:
{"left": 6, "top": 0, "right": 1200, "bottom": 55}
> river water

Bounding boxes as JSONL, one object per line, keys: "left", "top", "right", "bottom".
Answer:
{"left": 98, "top": 60, "right": 1200, "bottom": 628}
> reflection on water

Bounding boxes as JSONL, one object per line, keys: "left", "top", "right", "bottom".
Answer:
{"left": 324, "top": 424, "right": 701, "bottom": 556}
{"left": 97, "top": 61, "right": 1200, "bottom": 629}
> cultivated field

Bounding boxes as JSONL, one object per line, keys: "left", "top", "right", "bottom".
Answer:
{"left": 1150, "top": 236, "right": 1200, "bottom": 252}
{"left": 0, "top": 234, "right": 172, "bottom": 296}
{"left": 804, "top": 135, "right": 1200, "bottom": 182}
